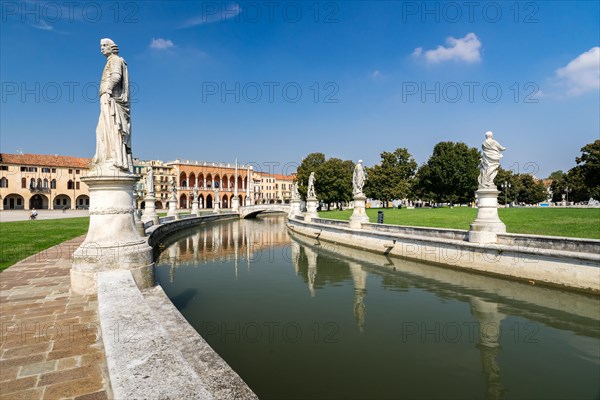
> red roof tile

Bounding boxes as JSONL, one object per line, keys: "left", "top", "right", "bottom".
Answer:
{"left": 0, "top": 153, "right": 91, "bottom": 168}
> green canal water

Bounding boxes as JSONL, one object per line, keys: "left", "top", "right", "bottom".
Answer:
{"left": 155, "top": 215, "right": 600, "bottom": 399}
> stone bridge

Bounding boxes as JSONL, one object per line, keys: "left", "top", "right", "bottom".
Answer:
{"left": 239, "top": 204, "right": 291, "bottom": 218}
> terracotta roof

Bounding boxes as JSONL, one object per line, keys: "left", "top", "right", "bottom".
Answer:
{"left": 0, "top": 153, "right": 91, "bottom": 168}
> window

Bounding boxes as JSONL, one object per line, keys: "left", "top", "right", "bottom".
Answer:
{"left": 21, "top": 166, "right": 27, "bottom": 172}
{"left": 68, "top": 169, "right": 73, "bottom": 174}
{"left": 0, "top": 166, "right": 8, "bottom": 171}
{"left": 0, "top": 177, "right": 7, "bottom": 188}
{"left": 17, "top": 198, "right": 22, "bottom": 206}
{"left": 28, "top": 167, "right": 37, "bottom": 172}
{"left": 37, "top": 178, "right": 42, "bottom": 189}
{"left": 30, "top": 178, "right": 35, "bottom": 189}
{"left": 51, "top": 168, "right": 56, "bottom": 173}
{"left": 67, "top": 180, "right": 74, "bottom": 189}
{"left": 76, "top": 169, "right": 80, "bottom": 174}
{"left": 21, "top": 178, "right": 26, "bottom": 188}
{"left": 42, "top": 167, "right": 50, "bottom": 173}
{"left": 76, "top": 182, "right": 80, "bottom": 190}
{"left": 51, "top": 179, "right": 56, "bottom": 189}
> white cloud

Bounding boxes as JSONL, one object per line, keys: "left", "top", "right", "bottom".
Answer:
{"left": 369, "top": 70, "right": 382, "bottom": 79}
{"left": 556, "top": 47, "right": 600, "bottom": 96}
{"left": 150, "top": 38, "right": 175, "bottom": 50}
{"left": 414, "top": 33, "right": 482, "bottom": 64}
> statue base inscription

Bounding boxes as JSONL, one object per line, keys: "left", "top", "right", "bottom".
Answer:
{"left": 349, "top": 194, "right": 370, "bottom": 229}
{"left": 71, "top": 172, "right": 153, "bottom": 295}
{"left": 469, "top": 188, "right": 506, "bottom": 243}
{"left": 304, "top": 196, "right": 319, "bottom": 222}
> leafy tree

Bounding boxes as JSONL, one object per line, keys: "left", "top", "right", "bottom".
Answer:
{"left": 515, "top": 174, "right": 548, "bottom": 204}
{"left": 316, "top": 158, "right": 354, "bottom": 210}
{"left": 364, "top": 148, "right": 417, "bottom": 207}
{"left": 295, "top": 153, "right": 325, "bottom": 199}
{"left": 494, "top": 167, "right": 519, "bottom": 205}
{"left": 575, "top": 140, "right": 600, "bottom": 200}
{"left": 414, "top": 141, "right": 480, "bottom": 204}
{"left": 548, "top": 170, "right": 567, "bottom": 202}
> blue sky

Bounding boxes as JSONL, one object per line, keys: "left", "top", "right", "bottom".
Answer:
{"left": 1, "top": 1, "right": 599, "bottom": 177}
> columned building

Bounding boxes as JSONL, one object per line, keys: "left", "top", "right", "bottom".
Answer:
{"left": 0, "top": 153, "right": 91, "bottom": 210}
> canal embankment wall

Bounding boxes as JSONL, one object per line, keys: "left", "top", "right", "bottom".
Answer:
{"left": 287, "top": 216, "right": 600, "bottom": 294}
{"left": 97, "top": 212, "right": 258, "bottom": 400}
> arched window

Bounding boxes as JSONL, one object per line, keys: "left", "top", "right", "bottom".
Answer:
{"left": 30, "top": 178, "right": 35, "bottom": 189}
{"left": 51, "top": 179, "right": 56, "bottom": 189}
{"left": 37, "top": 178, "right": 42, "bottom": 189}
{"left": 67, "top": 180, "right": 74, "bottom": 190}
{"left": 43, "top": 179, "right": 48, "bottom": 189}
{"left": 21, "top": 178, "right": 26, "bottom": 188}
{"left": 0, "top": 177, "right": 7, "bottom": 188}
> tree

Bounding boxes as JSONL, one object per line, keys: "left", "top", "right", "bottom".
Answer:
{"left": 575, "top": 140, "right": 600, "bottom": 200}
{"left": 494, "top": 167, "right": 518, "bottom": 205}
{"left": 515, "top": 174, "right": 547, "bottom": 205}
{"left": 364, "top": 148, "right": 417, "bottom": 207}
{"left": 316, "top": 158, "right": 354, "bottom": 210}
{"left": 548, "top": 170, "right": 567, "bottom": 203}
{"left": 296, "top": 153, "right": 325, "bottom": 199}
{"left": 414, "top": 141, "right": 480, "bottom": 204}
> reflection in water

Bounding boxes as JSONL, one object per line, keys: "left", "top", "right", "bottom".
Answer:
{"left": 156, "top": 216, "right": 600, "bottom": 400}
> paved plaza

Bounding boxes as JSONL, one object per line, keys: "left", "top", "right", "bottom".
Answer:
{"left": 0, "top": 210, "right": 90, "bottom": 223}
{"left": 0, "top": 236, "right": 111, "bottom": 400}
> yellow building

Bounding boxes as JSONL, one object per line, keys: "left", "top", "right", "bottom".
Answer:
{"left": 254, "top": 173, "right": 294, "bottom": 204}
{"left": 133, "top": 159, "right": 175, "bottom": 209}
{"left": 0, "top": 153, "right": 91, "bottom": 210}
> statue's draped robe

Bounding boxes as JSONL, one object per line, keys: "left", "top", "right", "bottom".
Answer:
{"left": 353, "top": 165, "right": 365, "bottom": 196}
{"left": 478, "top": 138, "right": 504, "bottom": 189}
{"left": 92, "top": 53, "right": 131, "bottom": 171}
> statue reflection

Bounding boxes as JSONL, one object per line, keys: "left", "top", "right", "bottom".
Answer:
{"left": 348, "top": 261, "right": 367, "bottom": 333}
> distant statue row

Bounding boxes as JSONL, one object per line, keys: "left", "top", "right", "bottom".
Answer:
{"left": 301, "top": 131, "right": 505, "bottom": 200}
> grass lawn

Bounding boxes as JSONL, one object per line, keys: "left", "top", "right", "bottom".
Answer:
{"left": 318, "top": 207, "right": 600, "bottom": 239}
{"left": 0, "top": 217, "right": 90, "bottom": 271}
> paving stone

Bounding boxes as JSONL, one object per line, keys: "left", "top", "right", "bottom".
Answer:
{"left": 18, "top": 360, "right": 57, "bottom": 377}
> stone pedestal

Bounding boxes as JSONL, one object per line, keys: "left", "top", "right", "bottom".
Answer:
{"left": 231, "top": 196, "right": 240, "bottom": 213}
{"left": 304, "top": 196, "right": 319, "bottom": 222}
{"left": 191, "top": 199, "right": 199, "bottom": 215}
{"left": 289, "top": 199, "right": 301, "bottom": 219}
{"left": 167, "top": 198, "right": 178, "bottom": 219}
{"left": 71, "top": 172, "right": 153, "bottom": 295}
{"left": 349, "top": 194, "right": 370, "bottom": 229}
{"left": 469, "top": 189, "right": 506, "bottom": 243}
{"left": 142, "top": 196, "right": 159, "bottom": 226}
{"left": 213, "top": 202, "right": 220, "bottom": 213}
{"left": 134, "top": 208, "right": 145, "bottom": 236}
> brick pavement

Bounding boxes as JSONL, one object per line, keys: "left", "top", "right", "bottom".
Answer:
{"left": 1, "top": 236, "right": 111, "bottom": 400}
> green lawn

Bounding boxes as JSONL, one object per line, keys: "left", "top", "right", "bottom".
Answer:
{"left": 0, "top": 217, "right": 90, "bottom": 271}
{"left": 318, "top": 207, "right": 600, "bottom": 239}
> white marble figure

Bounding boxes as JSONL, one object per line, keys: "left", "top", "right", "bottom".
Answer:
{"left": 193, "top": 185, "right": 199, "bottom": 202}
{"left": 169, "top": 176, "right": 176, "bottom": 200}
{"left": 92, "top": 38, "right": 131, "bottom": 172}
{"left": 307, "top": 172, "right": 316, "bottom": 198}
{"left": 478, "top": 131, "right": 506, "bottom": 189}
{"left": 352, "top": 160, "right": 366, "bottom": 196}
{"left": 146, "top": 167, "right": 154, "bottom": 197}
{"left": 215, "top": 189, "right": 220, "bottom": 204}
{"left": 291, "top": 182, "right": 300, "bottom": 201}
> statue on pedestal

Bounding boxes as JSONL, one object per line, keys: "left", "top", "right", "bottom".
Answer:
{"left": 478, "top": 131, "right": 506, "bottom": 189}
{"left": 169, "top": 177, "right": 176, "bottom": 200}
{"left": 352, "top": 160, "right": 366, "bottom": 196}
{"left": 91, "top": 38, "right": 132, "bottom": 173}
{"left": 307, "top": 172, "right": 316, "bottom": 198}
{"left": 291, "top": 182, "right": 300, "bottom": 201}
{"left": 193, "top": 185, "right": 199, "bottom": 202}
{"left": 146, "top": 167, "right": 154, "bottom": 197}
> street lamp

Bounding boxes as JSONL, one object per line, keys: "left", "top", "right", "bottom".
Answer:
{"left": 564, "top": 186, "right": 570, "bottom": 205}
{"left": 501, "top": 181, "right": 511, "bottom": 207}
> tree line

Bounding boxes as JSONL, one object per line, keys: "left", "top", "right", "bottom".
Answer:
{"left": 295, "top": 140, "right": 599, "bottom": 208}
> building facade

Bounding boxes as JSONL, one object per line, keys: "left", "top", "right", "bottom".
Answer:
{"left": 0, "top": 153, "right": 91, "bottom": 210}
{"left": 254, "top": 173, "right": 294, "bottom": 204}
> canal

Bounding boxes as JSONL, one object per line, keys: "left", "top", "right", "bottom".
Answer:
{"left": 155, "top": 215, "right": 600, "bottom": 399}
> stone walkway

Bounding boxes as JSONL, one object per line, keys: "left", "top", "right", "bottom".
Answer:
{"left": 0, "top": 236, "right": 111, "bottom": 400}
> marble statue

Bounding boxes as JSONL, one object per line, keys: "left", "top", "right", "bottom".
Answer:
{"left": 352, "top": 160, "right": 366, "bottom": 196}
{"left": 215, "top": 189, "right": 220, "bottom": 203}
{"left": 91, "top": 38, "right": 132, "bottom": 172}
{"left": 307, "top": 172, "right": 316, "bottom": 198}
{"left": 478, "top": 131, "right": 506, "bottom": 189}
{"left": 193, "top": 185, "right": 199, "bottom": 202}
{"left": 169, "top": 176, "right": 176, "bottom": 199}
{"left": 291, "top": 182, "right": 300, "bottom": 201}
{"left": 146, "top": 167, "right": 154, "bottom": 197}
